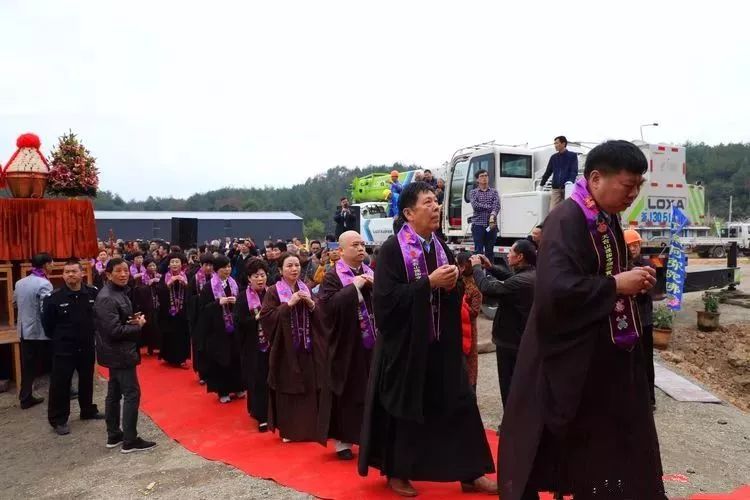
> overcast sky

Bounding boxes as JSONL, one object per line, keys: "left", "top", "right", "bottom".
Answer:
{"left": 1, "top": 0, "right": 748, "bottom": 201}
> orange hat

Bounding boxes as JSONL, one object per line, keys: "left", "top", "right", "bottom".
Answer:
{"left": 390, "top": 170, "right": 399, "bottom": 177}
{"left": 623, "top": 229, "right": 642, "bottom": 245}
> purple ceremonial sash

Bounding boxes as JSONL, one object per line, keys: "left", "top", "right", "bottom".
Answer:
{"left": 195, "top": 268, "right": 208, "bottom": 292}
{"left": 335, "top": 259, "right": 376, "bottom": 349}
{"left": 143, "top": 271, "right": 161, "bottom": 286}
{"left": 396, "top": 223, "right": 449, "bottom": 342}
{"left": 210, "top": 274, "right": 239, "bottom": 333}
{"left": 95, "top": 260, "right": 107, "bottom": 275}
{"left": 129, "top": 264, "right": 147, "bottom": 282}
{"left": 570, "top": 178, "right": 641, "bottom": 351}
{"left": 30, "top": 268, "right": 47, "bottom": 279}
{"left": 165, "top": 271, "right": 187, "bottom": 316}
{"left": 246, "top": 287, "right": 269, "bottom": 352}
{"left": 276, "top": 279, "right": 312, "bottom": 352}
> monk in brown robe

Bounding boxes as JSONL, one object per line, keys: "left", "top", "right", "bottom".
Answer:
{"left": 260, "top": 252, "right": 325, "bottom": 443}
{"left": 499, "top": 140, "right": 664, "bottom": 499}
{"left": 358, "top": 182, "right": 496, "bottom": 497}
{"left": 317, "top": 230, "right": 375, "bottom": 461}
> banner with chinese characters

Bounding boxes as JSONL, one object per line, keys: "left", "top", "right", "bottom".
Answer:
{"left": 666, "top": 207, "right": 690, "bottom": 310}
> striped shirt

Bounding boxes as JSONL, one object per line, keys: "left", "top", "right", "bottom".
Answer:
{"left": 469, "top": 187, "right": 500, "bottom": 227}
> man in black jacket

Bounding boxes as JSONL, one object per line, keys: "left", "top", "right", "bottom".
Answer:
{"left": 470, "top": 239, "right": 536, "bottom": 408}
{"left": 93, "top": 258, "right": 156, "bottom": 453}
{"left": 43, "top": 259, "right": 103, "bottom": 435}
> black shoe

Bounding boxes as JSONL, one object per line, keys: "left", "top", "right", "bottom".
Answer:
{"left": 258, "top": 422, "right": 268, "bottom": 433}
{"left": 53, "top": 423, "right": 71, "bottom": 436}
{"left": 336, "top": 449, "right": 354, "bottom": 460}
{"left": 121, "top": 437, "right": 157, "bottom": 454}
{"left": 106, "top": 433, "right": 124, "bottom": 448}
{"left": 20, "top": 395, "right": 44, "bottom": 410}
{"left": 81, "top": 411, "right": 105, "bottom": 420}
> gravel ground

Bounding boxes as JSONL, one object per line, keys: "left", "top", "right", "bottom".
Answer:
{"left": 0, "top": 376, "right": 310, "bottom": 500}
{"left": 1, "top": 260, "right": 748, "bottom": 498}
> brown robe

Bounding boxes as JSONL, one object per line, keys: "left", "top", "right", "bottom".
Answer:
{"left": 260, "top": 284, "right": 326, "bottom": 443}
{"left": 316, "top": 267, "right": 373, "bottom": 445}
{"left": 358, "top": 234, "right": 494, "bottom": 482}
{"left": 130, "top": 274, "right": 163, "bottom": 353}
{"left": 499, "top": 199, "right": 665, "bottom": 499}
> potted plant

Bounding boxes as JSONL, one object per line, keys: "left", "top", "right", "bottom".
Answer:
{"left": 653, "top": 304, "right": 673, "bottom": 350}
{"left": 697, "top": 292, "right": 721, "bottom": 332}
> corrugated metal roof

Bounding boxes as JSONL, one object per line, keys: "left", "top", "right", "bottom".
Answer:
{"left": 95, "top": 211, "right": 302, "bottom": 221}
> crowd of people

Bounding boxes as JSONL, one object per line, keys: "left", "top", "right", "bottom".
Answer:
{"left": 10, "top": 139, "right": 666, "bottom": 498}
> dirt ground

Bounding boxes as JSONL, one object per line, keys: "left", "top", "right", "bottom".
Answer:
{"left": 659, "top": 258, "right": 750, "bottom": 412}
{"left": 1, "top": 259, "right": 749, "bottom": 499}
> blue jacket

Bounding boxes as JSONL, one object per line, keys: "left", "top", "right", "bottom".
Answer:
{"left": 540, "top": 150, "right": 578, "bottom": 188}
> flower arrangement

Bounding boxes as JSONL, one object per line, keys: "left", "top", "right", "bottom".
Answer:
{"left": 46, "top": 131, "right": 99, "bottom": 197}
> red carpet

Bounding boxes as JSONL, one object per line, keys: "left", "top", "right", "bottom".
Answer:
{"left": 99, "top": 356, "right": 749, "bottom": 499}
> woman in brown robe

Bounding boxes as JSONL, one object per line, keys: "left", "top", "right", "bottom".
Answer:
{"left": 131, "top": 260, "right": 163, "bottom": 355}
{"left": 235, "top": 258, "right": 270, "bottom": 432}
{"left": 199, "top": 255, "right": 244, "bottom": 403}
{"left": 260, "top": 252, "right": 325, "bottom": 443}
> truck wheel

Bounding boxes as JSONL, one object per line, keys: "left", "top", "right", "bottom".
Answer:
{"left": 711, "top": 246, "right": 726, "bottom": 259}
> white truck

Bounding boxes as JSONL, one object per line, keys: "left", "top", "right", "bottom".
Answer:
{"left": 683, "top": 222, "right": 750, "bottom": 258}
{"left": 442, "top": 141, "right": 712, "bottom": 253}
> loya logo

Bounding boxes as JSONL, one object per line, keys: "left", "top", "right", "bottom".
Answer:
{"left": 647, "top": 197, "right": 685, "bottom": 210}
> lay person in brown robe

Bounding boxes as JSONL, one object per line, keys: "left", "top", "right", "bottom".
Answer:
{"left": 199, "top": 255, "right": 245, "bottom": 403}
{"left": 235, "top": 258, "right": 271, "bottom": 432}
{"left": 260, "top": 252, "right": 325, "bottom": 443}
{"left": 358, "top": 182, "right": 497, "bottom": 497}
{"left": 499, "top": 140, "right": 664, "bottom": 500}
{"left": 131, "top": 260, "right": 162, "bottom": 356}
{"left": 158, "top": 253, "right": 191, "bottom": 368}
{"left": 188, "top": 254, "right": 214, "bottom": 384}
{"left": 317, "top": 230, "right": 375, "bottom": 461}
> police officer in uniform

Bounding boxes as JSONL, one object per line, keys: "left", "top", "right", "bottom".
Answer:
{"left": 42, "top": 259, "right": 104, "bottom": 435}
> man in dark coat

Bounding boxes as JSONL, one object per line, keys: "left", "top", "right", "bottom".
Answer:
{"left": 470, "top": 239, "right": 536, "bottom": 408}
{"left": 317, "top": 230, "right": 375, "bottom": 461}
{"left": 358, "top": 182, "right": 496, "bottom": 497}
{"left": 499, "top": 140, "right": 664, "bottom": 499}
{"left": 94, "top": 258, "right": 156, "bottom": 453}
{"left": 43, "top": 259, "right": 103, "bottom": 435}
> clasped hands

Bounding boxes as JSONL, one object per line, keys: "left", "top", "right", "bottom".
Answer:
{"left": 353, "top": 274, "right": 374, "bottom": 290}
{"left": 615, "top": 266, "right": 657, "bottom": 296}
{"left": 428, "top": 264, "right": 460, "bottom": 290}
{"left": 288, "top": 290, "right": 315, "bottom": 308}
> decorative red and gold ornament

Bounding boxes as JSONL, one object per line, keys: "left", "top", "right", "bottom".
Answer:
{"left": 0, "top": 133, "right": 50, "bottom": 198}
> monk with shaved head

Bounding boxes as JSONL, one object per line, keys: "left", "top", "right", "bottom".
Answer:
{"left": 316, "top": 231, "right": 375, "bottom": 461}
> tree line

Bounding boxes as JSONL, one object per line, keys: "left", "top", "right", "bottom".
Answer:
{"left": 3, "top": 143, "right": 745, "bottom": 237}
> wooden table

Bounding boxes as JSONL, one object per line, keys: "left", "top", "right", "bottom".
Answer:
{"left": 0, "top": 328, "right": 21, "bottom": 388}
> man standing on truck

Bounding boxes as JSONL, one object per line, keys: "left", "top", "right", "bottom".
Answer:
{"left": 469, "top": 169, "right": 501, "bottom": 262}
{"left": 540, "top": 135, "right": 579, "bottom": 210}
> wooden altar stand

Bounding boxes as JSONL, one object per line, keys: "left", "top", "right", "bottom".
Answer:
{"left": 0, "top": 198, "right": 98, "bottom": 390}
